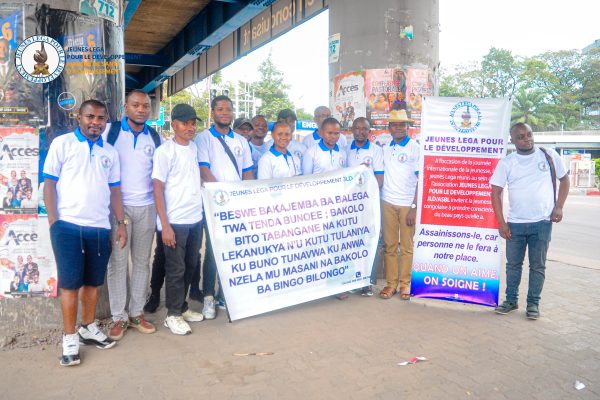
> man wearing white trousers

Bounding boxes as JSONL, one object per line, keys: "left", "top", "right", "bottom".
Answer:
{"left": 104, "top": 90, "right": 162, "bottom": 340}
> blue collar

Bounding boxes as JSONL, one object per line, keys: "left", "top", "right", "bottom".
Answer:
{"left": 74, "top": 128, "right": 103, "bottom": 148}
{"left": 350, "top": 140, "right": 370, "bottom": 150}
{"left": 121, "top": 117, "right": 149, "bottom": 135}
{"left": 312, "top": 129, "right": 320, "bottom": 140}
{"left": 269, "top": 146, "right": 291, "bottom": 157}
{"left": 318, "top": 139, "right": 339, "bottom": 152}
{"left": 390, "top": 135, "right": 410, "bottom": 147}
{"left": 210, "top": 125, "right": 234, "bottom": 139}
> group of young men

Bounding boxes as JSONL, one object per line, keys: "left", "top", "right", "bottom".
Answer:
{"left": 43, "top": 89, "right": 568, "bottom": 367}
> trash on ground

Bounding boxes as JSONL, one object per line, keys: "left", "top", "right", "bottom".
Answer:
{"left": 574, "top": 381, "right": 586, "bottom": 390}
{"left": 397, "top": 356, "right": 428, "bottom": 366}
{"left": 233, "top": 352, "right": 274, "bottom": 356}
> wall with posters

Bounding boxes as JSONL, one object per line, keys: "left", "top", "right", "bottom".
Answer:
{"left": 0, "top": 1, "right": 124, "bottom": 334}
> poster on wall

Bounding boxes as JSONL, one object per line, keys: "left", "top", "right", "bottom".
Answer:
{"left": 405, "top": 68, "right": 434, "bottom": 140}
{"left": 364, "top": 68, "right": 407, "bottom": 141}
{"left": 0, "top": 127, "right": 38, "bottom": 215}
{"left": 0, "top": 4, "right": 46, "bottom": 126}
{"left": 332, "top": 71, "right": 365, "bottom": 132}
{"left": 0, "top": 214, "right": 56, "bottom": 299}
{"left": 411, "top": 97, "right": 512, "bottom": 307}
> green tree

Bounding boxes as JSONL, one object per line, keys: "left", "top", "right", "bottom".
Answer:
{"left": 254, "top": 54, "right": 295, "bottom": 121}
{"left": 511, "top": 88, "right": 556, "bottom": 130}
{"left": 481, "top": 47, "right": 520, "bottom": 97}
{"left": 296, "top": 108, "right": 313, "bottom": 121}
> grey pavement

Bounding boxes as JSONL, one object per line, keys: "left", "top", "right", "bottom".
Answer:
{"left": 1, "top": 198, "right": 599, "bottom": 399}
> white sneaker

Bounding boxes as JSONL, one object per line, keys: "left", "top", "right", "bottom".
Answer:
{"left": 163, "top": 315, "right": 192, "bottom": 335}
{"left": 78, "top": 322, "right": 116, "bottom": 349}
{"left": 182, "top": 309, "right": 204, "bottom": 322}
{"left": 60, "top": 333, "right": 80, "bottom": 367}
{"left": 202, "top": 296, "right": 216, "bottom": 320}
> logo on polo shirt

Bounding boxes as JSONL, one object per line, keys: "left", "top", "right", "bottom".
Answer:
{"left": 362, "top": 156, "right": 373, "bottom": 166}
{"left": 449, "top": 101, "right": 481, "bottom": 134}
{"left": 15, "top": 35, "right": 66, "bottom": 84}
{"left": 233, "top": 146, "right": 242, "bottom": 157}
{"left": 100, "top": 155, "right": 112, "bottom": 169}
{"left": 397, "top": 153, "right": 408, "bottom": 163}
{"left": 339, "top": 158, "right": 345, "bottom": 167}
{"left": 538, "top": 161, "right": 548, "bottom": 172}
{"left": 143, "top": 144, "right": 154, "bottom": 157}
{"left": 294, "top": 150, "right": 303, "bottom": 160}
{"left": 214, "top": 190, "right": 230, "bottom": 206}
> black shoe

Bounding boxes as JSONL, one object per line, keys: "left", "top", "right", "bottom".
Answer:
{"left": 526, "top": 304, "right": 540, "bottom": 320}
{"left": 494, "top": 301, "right": 518, "bottom": 315}
{"left": 144, "top": 293, "right": 160, "bottom": 314}
{"left": 189, "top": 288, "right": 204, "bottom": 302}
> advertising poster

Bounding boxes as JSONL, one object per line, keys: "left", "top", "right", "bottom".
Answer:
{"left": 203, "top": 166, "right": 381, "bottom": 321}
{"left": 405, "top": 68, "right": 434, "bottom": 140}
{"left": 0, "top": 4, "right": 46, "bottom": 126}
{"left": 0, "top": 214, "right": 56, "bottom": 299}
{"left": 332, "top": 71, "right": 365, "bottom": 132}
{"left": 411, "top": 97, "right": 512, "bottom": 307}
{"left": 364, "top": 68, "right": 407, "bottom": 139}
{"left": 0, "top": 127, "right": 38, "bottom": 214}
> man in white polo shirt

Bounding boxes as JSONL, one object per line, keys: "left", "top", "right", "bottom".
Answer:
{"left": 490, "top": 123, "right": 569, "bottom": 320}
{"left": 379, "top": 109, "right": 419, "bottom": 301}
{"left": 103, "top": 89, "right": 161, "bottom": 341}
{"left": 346, "top": 117, "right": 384, "bottom": 296}
{"left": 43, "top": 100, "right": 127, "bottom": 367}
{"left": 195, "top": 95, "right": 254, "bottom": 318}
{"left": 302, "top": 117, "right": 347, "bottom": 175}
{"left": 153, "top": 104, "right": 205, "bottom": 335}
{"left": 302, "top": 106, "right": 348, "bottom": 149}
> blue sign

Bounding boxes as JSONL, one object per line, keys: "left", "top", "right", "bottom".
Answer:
{"left": 148, "top": 107, "right": 165, "bottom": 127}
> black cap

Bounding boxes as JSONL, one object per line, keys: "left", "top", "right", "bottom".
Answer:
{"left": 233, "top": 117, "right": 253, "bottom": 130}
{"left": 171, "top": 104, "right": 202, "bottom": 122}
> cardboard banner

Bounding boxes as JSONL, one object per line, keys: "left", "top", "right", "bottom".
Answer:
{"left": 0, "top": 127, "right": 39, "bottom": 214}
{"left": 0, "top": 214, "right": 57, "bottom": 299}
{"left": 411, "top": 97, "right": 512, "bottom": 307}
{"left": 203, "top": 166, "right": 381, "bottom": 321}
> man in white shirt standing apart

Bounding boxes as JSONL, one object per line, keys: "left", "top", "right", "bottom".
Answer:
{"left": 379, "top": 110, "right": 419, "bottom": 301}
{"left": 152, "top": 104, "right": 205, "bottom": 335}
{"left": 490, "top": 122, "right": 569, "bottom": 320}
{"left": 104, "top": 89, "right": 160, "bottom": 341}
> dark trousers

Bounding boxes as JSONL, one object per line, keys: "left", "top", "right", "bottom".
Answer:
{"left": 149, "top": 231, "right": 165, "bottom": 295}
{"left": 202, "top": 220, "right": 218, "bottom": 297}
{"left": 163, "top": 222, "right": 203, "bottom": 316}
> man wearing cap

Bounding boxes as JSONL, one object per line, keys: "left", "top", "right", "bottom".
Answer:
{"left": 379, "top": 109, "right": 419, "bottom": 300}
{"left": 43, "top": 99, "right": 127, "bottom": 366}
{"left": 152, "top": 104, "right": 205, "bottom": 335}
{"left": 195, "top": 95, "right": 254, "bottom": 318}
{"left": 103, "top": 89, "right": 161, "bottom": 341}
{"left": 302, "top": 106, "right": 348, "bottom": 150}
{"left": 347, "top": 117, "right": 384, "bottom": 296}
{"left": 276, "top": 109, "right": 307, "bottom": 162}
{"left": 233, "top": 117, "right": 253, "bottom": 141}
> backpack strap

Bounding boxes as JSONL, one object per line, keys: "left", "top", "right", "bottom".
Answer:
{"left": 539, "top": 147, "right": 557, "bottom": 205}
{"left": 148, "top": 125, "right": 162, "bottom": 148}
{"left": 106, "top": 121, "right": 122, "bottom": 146}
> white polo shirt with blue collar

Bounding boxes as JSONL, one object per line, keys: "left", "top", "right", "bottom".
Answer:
{"left": 346, "top": 140, "right": 384, "bottom": 175}
{"left": 302, "top": 129, "right": 348, "bottom": 149}
{"left": 302, "top": 139, "right": 347, "bottom": 175}
{"left": 257, "top": 146, "right": 302, "bottom": 179}
{"left": 195, "top": 126, "right": 254, "bottom": 182}
{"left": 381, "top": 135, "right": 420, "bottom": 206}
{"left": 102, "top": 117, "right": 159, "bottom": 207}
{"left": 265, "top": 138, "right": 307, "bottom": 162}
{"left": 43, "top": 129, "right": 121, "bottom": 229}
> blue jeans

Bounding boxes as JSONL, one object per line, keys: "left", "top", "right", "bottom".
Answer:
{"left": 505, "top": 221, "right": 552, "bottom": 306}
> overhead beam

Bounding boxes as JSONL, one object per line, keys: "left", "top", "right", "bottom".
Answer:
{"left": 125, "top": 53, "right": 168, "bottom": 67}
{"left": 136, "top": 0, "right": 277, "bottom": 93}
{"left": 123, "top": 0, "right": 142, "bottom": 27}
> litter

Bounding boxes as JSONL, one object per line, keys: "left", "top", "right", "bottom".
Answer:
{"left": 574, "top": 381, "right": 586, "bottom": 390}
{"left": 233, "top": 352, "right": 274, "bottom": 356}
{"left": 397, "top": 356, "right": 428, "bottom": 366}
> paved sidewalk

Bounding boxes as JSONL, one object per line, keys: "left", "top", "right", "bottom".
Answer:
{"left": 2, "top": 257, "right": 599, "bottom": 400}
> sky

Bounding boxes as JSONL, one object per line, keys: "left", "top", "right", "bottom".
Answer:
{"left": 195, "top": 0, "right": 600, "bottom": 115}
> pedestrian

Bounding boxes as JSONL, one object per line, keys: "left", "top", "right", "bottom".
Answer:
{"left": 276, "top": 109, "right": 307, "bottom": 162}
{"left": 302, "top": 117, "right": 347, "bottom": 175}
{"left": 379, "top": 109, "right": 419, "bottom": 300}
{"left": 346, "top": 117, "right": 384, "bottom": 296}
{"left": 233, "top": 117, "right": 253, "bottom": 141}
{"left": 490, "top": 122, "right": 569, "bottom": 319}
{"left": 302, "top": 106, "right": 348, "bottom": 149}
{"left": 152, "top": 104, "right": 205, "bottom": 335}
{"left": 195, "top": 95, "right": 254, "bottom": 318}
{"left": 43, "top": 99, "right": 126, "bottom": 366}
{"left": 257, "top": 121, "right": 302, "bottom": 179}
{"left": 104, "top": 89, "right": 161, "bottom": 340}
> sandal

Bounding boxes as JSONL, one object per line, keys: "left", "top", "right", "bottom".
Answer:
{"left": 379, "top": 286, "right": 397, "bottom": 299}
{"left": 400, "top": 293, "right": 411, "bottom": 300}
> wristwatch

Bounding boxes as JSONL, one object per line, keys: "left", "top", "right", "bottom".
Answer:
{"left": 117, "top": 218, "right": 129, "bottom": 226}
{"left": 410, "top": 203, "right": 417, "bottom": 209}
